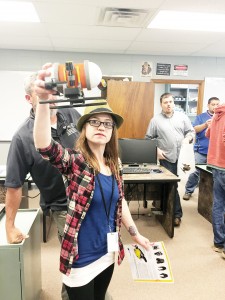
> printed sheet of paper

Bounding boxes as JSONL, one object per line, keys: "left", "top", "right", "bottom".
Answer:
{"left": 125, "top": 241, "right": 173, "bottom": 283}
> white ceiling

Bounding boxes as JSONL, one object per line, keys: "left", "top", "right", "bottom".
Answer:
{"left": 2, "top": 0, "right": 225, "bottom": 57}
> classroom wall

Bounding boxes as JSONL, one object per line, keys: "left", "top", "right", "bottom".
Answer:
{"left": 0, "top": 71, "right": 32, "bottom": 141}
{"left": 1, "top": 49, "right": 225, "bottom": 81}
{"left": 1, "top": 49, "right": 225, "bottom": 163}
{"left": 0, "top": 142, "right": 10, "bottom": 165}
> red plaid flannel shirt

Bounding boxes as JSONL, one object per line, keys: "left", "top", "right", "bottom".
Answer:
{"left": 38, "top": 139, "right": 125, "bottom": 275}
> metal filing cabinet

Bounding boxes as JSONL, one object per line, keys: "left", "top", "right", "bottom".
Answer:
{"left": 0, "top": 208, "right": 41, "bottom": 300}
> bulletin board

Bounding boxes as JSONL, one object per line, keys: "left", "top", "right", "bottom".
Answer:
{"left": 0, "top": 71, "right": 32, "bottom": 141}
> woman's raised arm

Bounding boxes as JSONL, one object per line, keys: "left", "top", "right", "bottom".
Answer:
{"left": 33, "top": 67, "right": 54, "bottom": 149}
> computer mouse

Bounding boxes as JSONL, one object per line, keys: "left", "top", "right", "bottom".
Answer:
{"left": 152, "top": 169, "right": 163, "bottom": 173}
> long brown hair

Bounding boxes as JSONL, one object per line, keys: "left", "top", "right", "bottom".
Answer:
{"left": 75, "top": 124, "right": 120, "bottom": 178}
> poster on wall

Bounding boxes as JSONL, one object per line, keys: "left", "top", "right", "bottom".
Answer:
{"left": 156, "top": 63, "right": 171, "bottom": 76}
{"left": 173, "top": 64, "right": 188, "bottom": 76}
{"left": 141, "top": 61, "right": 152, "bottom": 77}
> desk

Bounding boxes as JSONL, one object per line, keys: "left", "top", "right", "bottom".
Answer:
{"left": 123, "top": 165, "right": 180, "bottom": 238}
{"left": 0, "top": 208, "right": 41, "bottom": 300}
{"left": 196, "top": 164, "right": 213, "bottom": 223}
{"left": 0, "top": 167, "right": 50, "bottom": 242}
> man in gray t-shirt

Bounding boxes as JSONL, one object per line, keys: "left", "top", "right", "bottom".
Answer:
{"left": 145, "top": 92, "right": 195, "bottom": 227}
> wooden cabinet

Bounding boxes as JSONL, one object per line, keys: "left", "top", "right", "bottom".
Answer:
{"left": 0, "top": 209, "right": 41, "bottom": 300}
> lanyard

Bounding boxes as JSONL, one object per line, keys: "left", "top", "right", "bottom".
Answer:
{"left": 96, "top": 174, "right": 115, "bottom": 232}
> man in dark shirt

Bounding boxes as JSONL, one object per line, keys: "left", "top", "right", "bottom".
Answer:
{"left": 4, "top": 73, "right": 80, "bottom": 300}
{"left": 183, "top": 97, "right": 220, "bottom": 200}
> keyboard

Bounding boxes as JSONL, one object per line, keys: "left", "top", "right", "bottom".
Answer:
{"left": 123, "top": 167, "right": 151, "bottom": 174}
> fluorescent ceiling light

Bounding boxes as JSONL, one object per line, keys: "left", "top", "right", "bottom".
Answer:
{"left": 0, "top": 1, "right": 40, "bottom": 22}
{"left": 148, "top": 10, "right": 225, "bottom": 32}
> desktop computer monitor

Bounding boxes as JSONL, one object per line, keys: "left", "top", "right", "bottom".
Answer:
{"left": 118, "top": 138, "right": 157, "bottom": 165}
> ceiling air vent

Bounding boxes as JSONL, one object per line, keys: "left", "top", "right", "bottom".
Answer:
{"left": 98, "top": 7, "right": 149, "bottom": 28}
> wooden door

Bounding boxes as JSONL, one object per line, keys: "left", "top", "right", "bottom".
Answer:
{"left": 107, "top": 81, "right": 153, "bottom": 138}
{"left": 150, "top": 79, "right": 205, "bottom": 115}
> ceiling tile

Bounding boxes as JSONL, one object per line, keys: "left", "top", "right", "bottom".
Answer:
{"left": 0, "top": 0, "right": 225, "bottom": 56}
{"left": 46, "top": 23, "right": 142, "bottom": 40}
{"left": 35, "top": 2, "right": 99, "bottom": 25}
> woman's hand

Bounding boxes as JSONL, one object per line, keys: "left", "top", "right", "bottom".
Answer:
{"left": 34, "top": 63, "right": 55, "bottom": 101}
{"left": 131, "top": 233, "right": 153, "bottom": 251}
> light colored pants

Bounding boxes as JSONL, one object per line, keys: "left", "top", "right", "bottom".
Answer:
{"left": 52, "top": 210, "right": 113, "bottom": 300}
{"left": 52, "top": 210, "right": 69, "bottom": 300}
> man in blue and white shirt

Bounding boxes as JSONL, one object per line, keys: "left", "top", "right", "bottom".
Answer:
{"left": 183, "top": 97, "right": 220, "bottom": 200}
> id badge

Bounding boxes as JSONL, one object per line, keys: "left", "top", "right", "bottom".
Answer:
{"left": 107, "top": 232, "right": 119, "bottom": 252}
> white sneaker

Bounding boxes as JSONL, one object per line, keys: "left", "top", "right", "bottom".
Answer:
{"left": 222, "top": 251, "right": 225, "bottom": 259}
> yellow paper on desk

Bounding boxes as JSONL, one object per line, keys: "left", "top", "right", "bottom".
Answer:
{"left": 125, "top": 241, "right": 173, "bottom": 283}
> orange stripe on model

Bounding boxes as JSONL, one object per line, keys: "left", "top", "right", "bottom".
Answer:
{"left": 58, "top": 64, "right": 67, "bottom": 82}
{"left": 76, "top": 63, "right": 86, "bottom": 88}
{"left": 57, "top": 63, "right": 87, "bottom": 88}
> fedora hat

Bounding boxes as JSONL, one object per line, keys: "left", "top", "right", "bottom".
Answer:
{"left": 77, "top": 102, "right": 124, "bottom": 131}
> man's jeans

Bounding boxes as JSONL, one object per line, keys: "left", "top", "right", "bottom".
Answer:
{"left": 211, "top": 169, "right": 225, "bottom": 249}
{"left": 185, "top": 152, "right": 207, "bottom": 194}
{"left": 159, "top": 159, "right": 183, "bottom": 219}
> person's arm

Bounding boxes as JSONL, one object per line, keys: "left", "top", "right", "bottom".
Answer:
{"left": 223, "top": 126, "right": 225, "bottom": 145}
{"left": 5, "top": 187, "right": 28, "bottom": 243}
{"left": 191, "top": 111, "right": 212, "bottom": 134}
{"left": 145, "top": 118, "right": 157, "bottom": 140}
{"left": 205, "top": 125, "right": 211, "bottom": 138}
{"left": 121, "top": 199, "right": 151, "bottom": 250}
{"left": 194, "top": 120, "right": 211, "bottom": 133}
{"left": 157, "top": 147, "right": 167, "bottom": 160}
{"left": 183, "top": 115, "right": 195, "bottom": 143}
{"left": 33, "top": 69, "right": 53, "bottom": 149}
{"left": 145, "top": 119, "right": 167, "bottom": 160}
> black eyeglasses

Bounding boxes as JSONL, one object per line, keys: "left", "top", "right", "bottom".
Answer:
{"left": 86, "top": 119, "right": 115, "bottom": 129}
